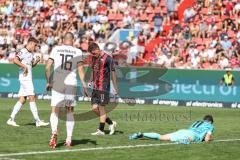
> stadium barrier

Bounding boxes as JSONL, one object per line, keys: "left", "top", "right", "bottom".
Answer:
{"left": 0, "top": 64, "right": 239, "bottom": 108}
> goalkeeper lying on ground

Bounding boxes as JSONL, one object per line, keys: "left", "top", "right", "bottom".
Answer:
{"left": 129, "top": 115, "right": 214, "bottom": 144}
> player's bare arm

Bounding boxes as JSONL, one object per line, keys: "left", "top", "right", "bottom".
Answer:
{"left": 32, "top": 56, "right": 41, "bottom": 67}
{"left": 78, "top": 62, "right": 89, "bottom": 97}
{"left": 45, "top": 58, "right": 54, "bottom": 94}
{"left": 111, "top": 70, "right": 118, "bottom": 95}
{"left": 13, "top": 56, "right": 28, "bottom": 75}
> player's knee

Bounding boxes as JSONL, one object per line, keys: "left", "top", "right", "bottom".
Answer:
{"left": 19, "top": 96, "right": 26, "bottom": 104}
{"left": 92, "top": 105, "right": 99, "bottom": 112}
{"left": 98, "top": 105, "right": 106, "bottom": 112}
{"left": 92, "top": 107, "right": 98, "bottom": 112}
{"left": 66, "top": 106, "right": 74, "bottom": 113}
{"left": 28, "top": 95, "right": 35, "bottom": 102}
{"left": 52, "top": 107, "right": 60, "bottom": 113}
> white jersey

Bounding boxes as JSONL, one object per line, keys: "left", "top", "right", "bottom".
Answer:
{"left": 49, "top": 45, "right": 83, "bottom": 86}
{"left": 16, "top": 48, "right": 34, "bottom": 81}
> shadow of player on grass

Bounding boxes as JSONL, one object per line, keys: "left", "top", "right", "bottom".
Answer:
{"left": 56, "top": 139, "right": 97, "bottom": 148}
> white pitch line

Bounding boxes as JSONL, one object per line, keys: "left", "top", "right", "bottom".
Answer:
{"left": 0, "top": 158, "right": 24, "bottom": 160}
{"left": 0, "top": 138, "right": 240, "bottom": 157}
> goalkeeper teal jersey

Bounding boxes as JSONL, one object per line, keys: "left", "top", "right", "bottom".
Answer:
{"left": 189, "top": 120, "right": 214, "bottom": 142}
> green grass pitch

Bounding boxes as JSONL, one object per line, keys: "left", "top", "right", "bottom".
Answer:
{"left": 0, "top": 98, "right": 240, "bottom": 160}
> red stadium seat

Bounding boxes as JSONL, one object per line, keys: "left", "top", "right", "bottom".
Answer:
{"left": 162, "top": 7, "right": 167, "bottom": 14}
{"left": 160, "top": 1, "right": 165, "bottom": 7}
{"left": 117, "top": 21, "right": 124, "bottom": 28}
{"left": 149, "top": 22, "right": 154, "bottom": 28}
{"left": 146, "top": 6, "right": 154, "bottom": 14}
{"left": 197, "top": 45, "right": 204, "bottom": 50}
{"left": 148, "top": 13, "right": 155, "bottom": 22}
{"left": 216, "top": 22, "right": 222, "bottom": 30}
{"left": 201, "top": 8, "right": 209, "bottom": 15}
{"left": 214, "top": 16, "right": 221, "bottom": 22}
{"left": 115, "top": 13, "right": 123, "bottom": 21}
{"left": 140, "top": 13, "right": 148, "bottom": 21}
{"left": 230, "top": 15, "right": 235, "bottom": 20}
{"left": 228, "top": 30, "right": 235, "bottom": 38}
{"left": 221, "top": 15, "right": 227, "bottom": 20}
{"left": 108, "top": 13, "right": 115, "bottom": 21}
{"left": 205, "top": 38, "right": 212, "bottom": 44}
{"left": 193, "top": 38, "right": 203, "bottom": 45}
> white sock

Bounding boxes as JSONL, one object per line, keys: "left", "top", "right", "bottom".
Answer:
{"left": 50, "top": 112, "right": 58, "bottom": 135}
{"left": 10, "top": 101, "right": 23, "bottom": 120}
{"left": 29, "top": 102, "right": 40, "bottom": 122}
{"left": 66, "top": 112, "right": 74, "bottom": 142}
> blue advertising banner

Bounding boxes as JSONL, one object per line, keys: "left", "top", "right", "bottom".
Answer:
{"left": 0, "top": 64, "right": 239, "bottom": 107}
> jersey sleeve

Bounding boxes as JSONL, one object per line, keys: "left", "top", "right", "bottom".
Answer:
{"left": 189, "top": 121, "right": 198, "bottom": 129}
{"left": 49, "top": 47, "right": 56, "bottom": 61}
{"left": 15, "top": 50, "right": 23, "bottom": 61}
{"left": 207, "top": 125, "right": 214, "bottom": 135}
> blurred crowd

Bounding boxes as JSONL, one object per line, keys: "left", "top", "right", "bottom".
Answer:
{"left": 0, "top": 0, "right": 240, "bottom": 70}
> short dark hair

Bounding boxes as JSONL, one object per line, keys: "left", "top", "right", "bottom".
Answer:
{"left": 64, "top": 32, "right": 74, "bottom": 40}
{"left": 28, "top": 37, "right": 39, "bottom": 44}
{"left": 88, "top": 42, "right": 99, "bottom": 53}
{"left": 203, "top": 115, "right": 214, "bottom": 123}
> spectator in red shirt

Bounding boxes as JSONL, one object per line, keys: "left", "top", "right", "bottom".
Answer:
{"left": 225, "top": 1, "right": 234, "bottom": 16}
{"left": 230, "top": 54, "right": 240, "bottom": 68}
{"left": 137, "top": 31, "right": 146, "bottom": 58}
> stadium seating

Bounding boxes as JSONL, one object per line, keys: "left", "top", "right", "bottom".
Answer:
{"left": 0, "top": 0, "right": 239, "bottom": 69}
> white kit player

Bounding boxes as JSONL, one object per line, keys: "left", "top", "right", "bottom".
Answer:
{"left": 45, "top": 32, "right": 88, "bottom": 149}
{"left": 7, "top": 37, "right": 49, "bottom": 127}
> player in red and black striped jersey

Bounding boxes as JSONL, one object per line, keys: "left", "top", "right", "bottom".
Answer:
{"left": 88, "top": 42, "right": 118, "bottom": 136}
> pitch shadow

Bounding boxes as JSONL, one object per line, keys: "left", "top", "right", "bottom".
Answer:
{"left": 56, "top": 139, "right": 97, "bottom": 148}
{"left": 104, "top": 130, "right": 124, "bottom": 135}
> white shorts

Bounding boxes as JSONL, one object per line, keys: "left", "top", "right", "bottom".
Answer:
{"left": 51, "top": 86, "right": 77, "bottom": 107}
{"left": 18, "top": 80, "right": 35, "bottom": 97}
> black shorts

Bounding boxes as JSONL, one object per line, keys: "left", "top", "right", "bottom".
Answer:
{"left": 91, "top": 89, "right": 110, "bottom": 106}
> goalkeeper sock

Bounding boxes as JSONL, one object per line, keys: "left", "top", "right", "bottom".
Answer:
{"left": 106, "top": 117, "right": 113, "bottom": 125}
{"left": 143, "top": 133, "right": 161, "bottom": 140}
{"left": 50, "top": 112, "right": 58, "bottom": 134}
{"left": 10, "top": 101, "right": 23, "bottom": 120}
{"left": 66, "top": 112, "right": 74, "bottom": 142}
{"left": 29, "top": 102, "right": 40, "bottom": 122}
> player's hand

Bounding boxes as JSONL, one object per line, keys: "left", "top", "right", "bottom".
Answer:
{"left": 23, "top": 65, "right": 28, "bottom": 77}
{"left": 188, "top": 137, "right": 192, "bottom": 142}
{"left": 46, "top": 83, "right": 52, "bottom": 95}
{"left": 113, "top": 87, "right": 119, "bottom": 96}
{"left": 36, "top": 56, "right": 41, "bottom": 63}
{"left": 83, "top": 87, "right": 89, "bottom": 97}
